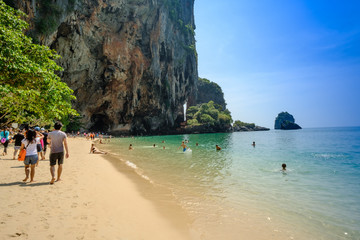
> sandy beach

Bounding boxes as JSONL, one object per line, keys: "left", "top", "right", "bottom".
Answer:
{"left": 0, "top": 138, "right": 193, "bottom": 240}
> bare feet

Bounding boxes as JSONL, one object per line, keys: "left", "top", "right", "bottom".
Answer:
{"left": 50, "top": 178, "right": 55, "bottom": 185}
{"left": 29, "top": 180, "right": 36, "bottom": 183}
{"left": 56, "top": 179, "right": 62, "bottom": 182}
{"left": 23, "top": 178, "right": 28, "bottom": 182}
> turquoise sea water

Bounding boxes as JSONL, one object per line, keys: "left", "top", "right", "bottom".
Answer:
{"left": 100, "top": 127, "right": 360, "bottom": 239}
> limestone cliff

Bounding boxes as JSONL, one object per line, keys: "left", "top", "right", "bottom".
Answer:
{"left": 195, "top": 77, "right": 226, "bottom": 110}
{"left": 12, "top": 0, "right": 198, "bottom": 134}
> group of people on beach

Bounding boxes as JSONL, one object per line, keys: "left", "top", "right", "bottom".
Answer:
{"left": 0, "top": 122, "right": 69, "bottom": 184}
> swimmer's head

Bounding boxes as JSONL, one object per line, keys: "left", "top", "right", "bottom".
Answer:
{"left": 282, "top": 163, "right": 286, "bottom": 170}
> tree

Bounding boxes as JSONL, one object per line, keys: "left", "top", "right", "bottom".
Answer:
{"left": 186, "top": 101, "right": 233, "bottom": 127}
{"left": 0, "top": 0, "right": 77, "bottom": 127}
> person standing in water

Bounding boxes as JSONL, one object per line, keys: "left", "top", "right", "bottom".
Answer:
{"left": 216, "top": 145, "right": 221, "bottom": 151}
{"left": 282, "top": 163, "right": 287, "bottom": 171}
{"left": 179, "top": 141, "right": 187, "bottom": 152}
{"left": 47, "top": 122, "right": 69, "bottom": 184}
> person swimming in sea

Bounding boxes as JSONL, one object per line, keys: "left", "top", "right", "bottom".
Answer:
{"left": 282, "top": 163, "right": 287, "bottom": 171}
{"left": 252, "top": 141, "right": 256, "bottom": 147}
{"left": 216, "top": 145, "right": 221, "bottom": 151}
{"left": 129, "top": 144, "right": 133, "bottom": 150}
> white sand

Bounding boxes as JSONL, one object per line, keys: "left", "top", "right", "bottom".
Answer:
{"left": 0, "top": 138, "right": 193, "bottom": 240}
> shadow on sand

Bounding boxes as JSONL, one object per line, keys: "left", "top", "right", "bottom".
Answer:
{"left": 0, "top": 181, "right": 50, "bottom": 187}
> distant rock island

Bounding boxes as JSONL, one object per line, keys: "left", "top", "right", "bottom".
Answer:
{"left": 274, "top": 112, "right": 302, "bottom": 130}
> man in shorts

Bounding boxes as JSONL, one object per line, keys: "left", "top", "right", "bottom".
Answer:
{"left": 47, "top": 122, "right": 69, "bottom": 184}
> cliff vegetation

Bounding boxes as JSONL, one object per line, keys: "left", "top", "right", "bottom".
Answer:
{"left": 233, "top": 120, "right": 269, "bottom": 132}
{"left": 186, "top": 100, "right": 232, "bottom": 132}
{"left": 195, "top": 77, "right": 226, "bottom": 109}
{"left": 0, "top": 0, "right": 77, "bottom": 127}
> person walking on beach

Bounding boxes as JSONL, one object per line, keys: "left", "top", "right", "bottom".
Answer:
{"left": 1, "top": 127, "right": 10, "bottom": 156}
{"left": 47, "top": 122, "right": 69, "bottom": 185}
{"left": 34, "top": 127, "right": 45, "bottom": 160}
{"left": 20, "top": 129, "right": 43, "bottom": 183}
{"left": 41, "top": 129, "right": 49, "bottom": 156}
{"left": 12, "top": 130, "right": 24, "bottom": 160}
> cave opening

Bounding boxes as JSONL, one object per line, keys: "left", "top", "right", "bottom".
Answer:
{"left": 90, "top": 114, "right": 111, "bottom": 133}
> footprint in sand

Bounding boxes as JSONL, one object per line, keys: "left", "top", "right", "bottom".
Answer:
{"left": 9, "top": 232, "right": 28, "bottom": 238}
{"left": 83, "top": 201, "right": 92, "bottom": 207}
{"left": 47, "top": 234, "right": 55, "bottom": 239}
{"left": 71, "top": 203, "right": 78, "bottom": 208}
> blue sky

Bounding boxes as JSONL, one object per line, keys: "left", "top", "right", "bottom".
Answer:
{"left": 194, "top": 0, "right": 360, "bottom": 128}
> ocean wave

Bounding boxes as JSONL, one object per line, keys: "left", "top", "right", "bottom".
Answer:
{"left": 125, "top": 160, "right": 138, "bottom": 169}
{"left": 313, "top": 153, "right": 346, "bottom": 159}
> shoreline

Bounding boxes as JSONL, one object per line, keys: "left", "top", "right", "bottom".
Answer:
{"left": 94, "top": 137, "right": 301, "bottom": 240}
{"left": 0, "top": 138, "right": 194, "bottom": 240}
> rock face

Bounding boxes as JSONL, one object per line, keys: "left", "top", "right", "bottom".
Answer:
{"left": 274, "top": 112, "right": 302, "bottom": 130}
{"left": 13, "top": 0, "right": 198, "bottom": 134}
{"left": 195, "top": 78, "right": 226, "bottom": 109}
{"left": 280, "top": 121, "right": 302, "bottom": 130}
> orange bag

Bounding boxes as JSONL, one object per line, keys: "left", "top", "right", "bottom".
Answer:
{"left": 18, "top": 149, "right": 26, "bottom": 161}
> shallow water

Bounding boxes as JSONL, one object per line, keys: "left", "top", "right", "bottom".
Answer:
{"left": 100, "top": 127, "right": 360, "bottom": 239}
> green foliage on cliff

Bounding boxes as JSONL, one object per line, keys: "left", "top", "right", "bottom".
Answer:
{"left": 31, "top": 0, "right": 75, "bottom": 38}
{"left": 233, "top": 120, "right": 255, "bottom": 128}
{"left": 197, "top": 77, "right": 226, "bottom": 109}
{"left": 164, "top": 0, "right": 197, "bottom": 57}
{"left": 35, "top": 0, "right": 63, "bottom": 35}
{"left": 186, "top": 101, "right": 232, "bottom": 127}
{"left": 0, "top": 0, "right": 78, "bottom": 127}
